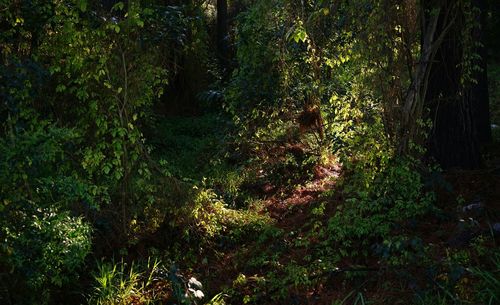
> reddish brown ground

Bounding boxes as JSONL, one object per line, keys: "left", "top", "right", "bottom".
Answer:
{"left": 197, "top": 144, "right": 500, "bottom": 304}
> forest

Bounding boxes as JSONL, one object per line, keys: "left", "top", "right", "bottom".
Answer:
{"left": 1, "top": 0, "right": 500, "bottom": 304}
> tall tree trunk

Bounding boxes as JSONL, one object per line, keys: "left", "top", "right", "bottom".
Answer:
{"left": 471, "top": 0, "right": 491, "bottom": 144}
{"left": 397, "top": 2, "right": 444, "bottom": 156}
{"left": 425, "top": 0, "right": 482, "bottom": 169}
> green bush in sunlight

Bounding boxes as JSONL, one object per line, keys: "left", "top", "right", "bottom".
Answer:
{"left": 0, "top": 124, "right": 93, "bottom": 305}
{"left": 187, "top": 187, "right": 272, "bottom": 240}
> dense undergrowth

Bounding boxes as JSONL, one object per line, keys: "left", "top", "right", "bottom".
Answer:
{"left": 1, "top": 0, "right": 499, "bottom": 305}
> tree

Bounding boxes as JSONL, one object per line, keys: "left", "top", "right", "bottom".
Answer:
{"left": 471, "top": 0, "right": 492, "bottom": 144}
{"left": 425, "top": 0, "right": 490, "bottom": 169}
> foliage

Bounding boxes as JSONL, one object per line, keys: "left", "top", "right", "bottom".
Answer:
{"left": 0, "top": 0, "right": 498, "bottom": 304}
{"left": 186, "top": 187, "right": 271, "bottom": 242}
{"left": 149, "top": 114, "right": 228, "bottom": 180}
{"left": 327, "top": 158, "right": 434, "bottom": 256}
{"left": 471, "top": 252, "right": 500, "bottom": 305}
{"left": 89, "top": 259, "right": 206, "bottom": 305}
{"left": 0, "top": 124, "right": 92, "bottom": 305}
{"left": 24, "top": 0, "right": 204, "bottom": 242}
{"left": 41, "top": 0, "right": 169, "bottom": 227}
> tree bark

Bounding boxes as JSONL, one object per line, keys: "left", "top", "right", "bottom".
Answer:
{"left": 425, "top": 0, "right": 482, "bottom": 169}
{"left": 470, "top": 0, "right": 491, "bottom": 144}
{"left": 398, "top": 5, "right": 441, "bottom": 155}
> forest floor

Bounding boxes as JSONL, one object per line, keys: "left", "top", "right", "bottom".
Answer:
{"left": 145, "top": 108, "right": 500, "bottom": 304}
{"left": 166, "top": 137, "right": 499, "bottom": 304}
{"left": 199, "top": 149, "right": 500, "bottom": 305}
{"left": 140, "top": 60, "right": 500, "bottom": 304}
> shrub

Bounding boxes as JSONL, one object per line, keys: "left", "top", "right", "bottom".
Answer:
{"left": 326, "top": 158, "right": 434, "bottom": 256}
{"left": 0, "top": 124, "right": 93, "bottom": 305}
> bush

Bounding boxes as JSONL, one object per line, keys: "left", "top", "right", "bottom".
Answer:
{"left": 0, "top": 124, "right": 93, "bottom": 305}
{"left": 326, "top": 158, "right": 434, "bottom": 256}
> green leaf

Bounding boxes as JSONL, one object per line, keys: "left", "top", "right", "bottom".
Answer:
{"left": 56, "top": 84, "right": 67, "bottom": 93}
{"left": 77, "top": 0, "right": 87, "bottom": 12}
{"left": 290, "top": 26, "right": 308, "bottom": 43}
{"left": 112, "top": 2, "right": 125, "bottom": 11}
